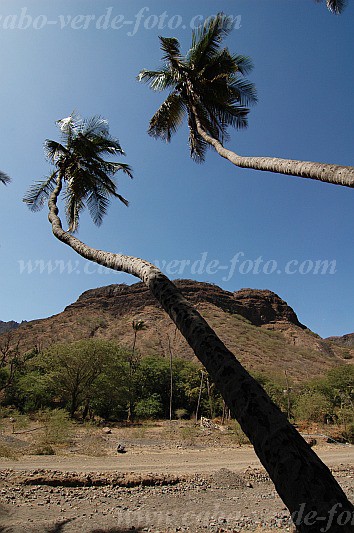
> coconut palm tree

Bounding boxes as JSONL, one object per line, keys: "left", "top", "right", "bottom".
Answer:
{"left": 138, "top": 13, "right": 354, "bottom": 188}
{"left": 24, "top": 114, "right": 353, "bottom": 531}
{"left": 127, "top": 319, "right": 147, "bottom": 421}
{"left": 0, "top": 171, "right": 10, "bottom": 186}
{"left": 23, "top": 114, "right": 132, "bottom": 232}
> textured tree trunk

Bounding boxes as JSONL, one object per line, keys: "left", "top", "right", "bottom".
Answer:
{"left": 48, "top": 178, "right": 353, "bottom": 531}
{"left": 192, "top": 109, "right": 354, "bottom": 188}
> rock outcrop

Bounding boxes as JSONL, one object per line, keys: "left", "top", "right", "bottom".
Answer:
{"left": 68, "top": 280, "right": 305, "bottom": 329}
{"left": 0, "top": 320, "right": 20, "bottom": 335}
{"left": 326, "top": 333, "right": 354, "bottom": 347}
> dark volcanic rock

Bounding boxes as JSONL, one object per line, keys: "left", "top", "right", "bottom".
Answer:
{"left": 67, "top": 279, "right": 305, "bottom": 329}
{"left": 233, "top": 288, "right": 306, "bottom": 328}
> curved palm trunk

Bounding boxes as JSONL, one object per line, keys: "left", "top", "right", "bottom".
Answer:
{"left": 48, "top": 178, "right": 353, "bottom": 531}
{"left": 192, "top": 109, "right": 354, "bottom": 188}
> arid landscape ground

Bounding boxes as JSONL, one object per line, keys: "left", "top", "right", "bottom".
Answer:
{"left": 0, "top": 421, "right": 353, "bottom": 533}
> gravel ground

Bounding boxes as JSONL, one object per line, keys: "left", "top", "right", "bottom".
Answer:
{"left": 0, "top": 462, "right": 353, "bottom": 533}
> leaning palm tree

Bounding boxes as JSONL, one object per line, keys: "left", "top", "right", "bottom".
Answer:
{"left": 138, "top": 13, "right": 354, "bottom": 188}
{"left": 0, "top": 171, "right": 10, "bottom": 186}
{"left": 24, "top": 114, "right": 353, "bottom": 532}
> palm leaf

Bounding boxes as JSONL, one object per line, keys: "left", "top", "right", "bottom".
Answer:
{"left": 159, "top": 37, "right": 181, "bottom": 63}
{"left": 148, "top": 92, "right": 186, "bottom": 141}
{"left": 137, "top": 69, "right": 176, "bottom": 91}
{"left": 110, "top": 162, "right": 133, "bottom": 179}
{"left": 65, "top": 191, "right": 84, "bottom": 233}
{"left": 44, "top": 140, "right": 68, "bottom": 163}
{"left": 23, "top": 172, "right": 57, "bottom": 211}
{"left": 230, "top": 54, "right": 255, "bottom": 76}
{"left": 187, "top": 114, "right": 208, "bottom": 162}
{"left": 323, "top": 0, "right": 346, "bottom": 14}
{"left": 0, "top": 170, "right": 10, "bottom": 185}
{"left": 228, "top": 78, "right": 258, "bottom": 106}
{"left": 80, "top": 115, "right": 110, "bottom": 137}
{"left": 86, "top": 185, "right": 110, "bottom": 227}
{"left": 188, "top": 13, "right": 234, "bottom": 68}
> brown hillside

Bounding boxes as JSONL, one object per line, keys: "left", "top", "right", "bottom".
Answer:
{"left": 1, "top": 280, "right": 351, "bottom": 381}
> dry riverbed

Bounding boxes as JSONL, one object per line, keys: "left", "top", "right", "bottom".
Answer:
{"left": 0, "top": 424, "right": 353, "bottom": 532}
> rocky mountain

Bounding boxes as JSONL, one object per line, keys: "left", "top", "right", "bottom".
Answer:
{"left": 326, "top": 333, "right": 354, "bottom": 347}
{"left": 0, "top": 320, "right": 21, "bottom": 335}
{"left": 1, "top": 280, "right": 352, "bottom": 380}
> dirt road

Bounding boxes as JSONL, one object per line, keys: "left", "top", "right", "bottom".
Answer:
{"left": 0, "top": 445, "right": 353, "bottom": 533}
{"left": 0, "top": 444, "right": 352, "bottom": 474}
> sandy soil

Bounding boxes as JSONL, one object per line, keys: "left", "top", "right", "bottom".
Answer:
{"left": 0, "top": 444, "right": 353, "bottom": 533}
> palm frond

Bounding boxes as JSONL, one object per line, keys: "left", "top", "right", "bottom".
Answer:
{"left": 112, "top": 191, "right": 129, "bottom": 206}
{"left": 323, "top": 0, "right": 346, "bottom": 14}
{"left": 230, "top": 54, "right": 254, "bottom": 76}
{"left": 228, "top": 78, "right": 258, "bottom": 106}
{"left": 23, "top": 172, "right": 57, "bottom": 211}
{"left": 210, "top": 102, "right": 250, "bottom": 131}
{"left": 109, "top": 162, "right": 134, "bottom": 179}
{"left": 137, "top": 69, "right": 176, "bottom": 91}
{"left": 187, "top": 114, "right": 208, "bottom": 163}
{"left": 0, "top": 170, "right": 10, "bottom": 185}
{"left": 200, "top": 49, "right": 239, "bottom": 80}
{"left": 64, "top": 184, "right": 85, "bottom": 233}
{"left": 148, "top": 92, "right": 186, "bottom": 141}
{"left": 56, "top": 111, "right": 80, "bottom": 145}
{"left": 80, "top": 115, "right": 110, "bottom": 138}
{"left": 188, "top": 13, "right": 234, "bottom": 68}
{"left": 44, "top": 140, "right": 68, "bottom": 163}
{"left": 86, "top": 185, "right": 110, "bottom": 227}
{"left": 159, "top": 37, "right": 181, "bottom": 63}
{"left": 57, "top": 115, "right": 74, "bottom": 134}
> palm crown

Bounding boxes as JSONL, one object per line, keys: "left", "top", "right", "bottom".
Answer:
{"left": 138, "top": 13, "right": 257, "bottom": 162}
{"left": 23, "top": 114, "right": 132, "bottom": 232}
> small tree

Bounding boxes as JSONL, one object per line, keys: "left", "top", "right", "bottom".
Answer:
{"left": 0, "top": 332, "right": 37, "bottom": 398}
{"left": 294, "top": 391, "right": 332, "bottom": 424}
{"left": 135, "top": 394, "right": 163, "bottom": 419}
{"left": 39, "top": 340, "right": 118, "bottom": 418}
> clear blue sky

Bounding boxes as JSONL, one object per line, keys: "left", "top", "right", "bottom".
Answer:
{"left": 0, "top": 0, "right": 353, "bottom": 338}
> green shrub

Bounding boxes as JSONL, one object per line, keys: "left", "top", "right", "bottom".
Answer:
{"left": 135, "top": 394, "right": 163, "bottom": 419}
{"left": 39, "top": 409, "right": 72, "bottom": 445}
{"left": 294, "top": 391, "right": 331, "bottom": 423}
{"left": 175, "top": 408, "right": 188, "bottom": 420}
{"left": 343, "top": 423, "right": 354, "bottom": 444}
{"left": 34, "top": 444, "right": 55, "bottom": 455}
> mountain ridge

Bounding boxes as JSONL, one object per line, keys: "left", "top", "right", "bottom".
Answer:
{"left": 1, "top": 280, "right": 352, "bottom": 380}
